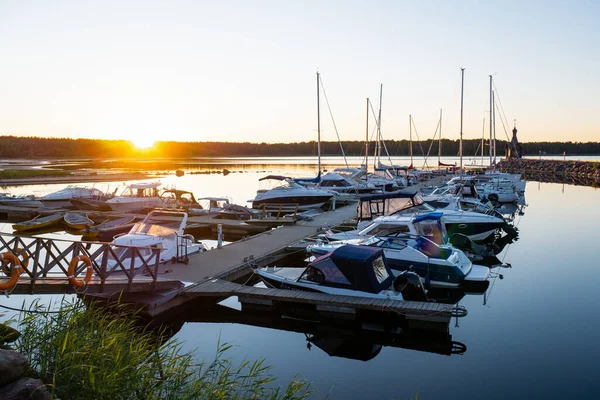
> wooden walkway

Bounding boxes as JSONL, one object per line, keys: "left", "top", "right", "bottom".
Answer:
{"left": 183, "top": 279, "right": 454, "bottom": 324}
{"left": 160, "top": 203, "right": 358, "bottom": 283}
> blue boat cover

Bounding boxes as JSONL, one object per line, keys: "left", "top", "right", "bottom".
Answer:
{"left": 293, "top": 171, "right": 322, "bottom": 184}
{"left": 309, "top": 244, "right": 393, "bottom": 294}
{"left": 358, "top": 189, "right": 418, "bottom": 201}
{"left": 413, "top": 212, "right": 443, "bottom": 223}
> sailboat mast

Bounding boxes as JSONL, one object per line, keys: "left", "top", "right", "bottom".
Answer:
{"left": 481, "top": 117, "right": 485, "bottom": 165}
{"left": 409, "top": 115, "right": 413, "bottom": 167}
{"left": 493, "top": 90, "right": 497, "bottom": 166}
{"left": 365, "top": 98, "right": 369, "bottom": 171}
{"left": 489, "top": 75, "right": 493, "bottom": 166}
{"left": 438, "top": 109, "right": 442, "bottom": 171}
{"left": 377, "top": 84, "right": 383, "bottom": 165}
{"left": 317, "top": 71, "right": 321, "bottom": 175}
{"left": 460, "top": 68, "right": 465, "bottom": 174}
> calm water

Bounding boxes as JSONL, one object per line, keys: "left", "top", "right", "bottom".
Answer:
{"left": 2, "top": 158, "right": 600, "bottom": 399}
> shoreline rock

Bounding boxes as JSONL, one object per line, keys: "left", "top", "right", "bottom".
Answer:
{"left": 497, "top": 158, "right": 600, "bottom": 187}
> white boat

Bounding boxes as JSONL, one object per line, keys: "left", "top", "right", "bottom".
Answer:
{"left": 39, "top": 185, "right": 108, "bottom": 208}
{"left": 107, "top": 181, "right": 162, "bottom": 212}
{"left": 308, "top": 236, "right": 490, "bottom": 290}
{"left": 100, "top": 210, "right": 206, "bottom": 270}
{"left": 0, "top": 193, "right": 43, "bottom": 208}
{"left": 256, "top": 244, "right": 427, "bottom": 300}
{"left": 356, "top": 190, "right": 512, "bottom": 242}
{"left": 251, "top": 175, "right": 334, "bottom": 212}
{"left": 187, "top": 197, "right": 230, "bottom": 217}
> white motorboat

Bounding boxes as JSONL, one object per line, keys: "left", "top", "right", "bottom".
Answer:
{"left": 251, "top": 175, "right": 335, "bottom": 212}
{"left": 0, "top": 193, "right": 43, "bottom": 208}
{"left": 107, "top": 181, "right": 162, "bottom": 212}
{"left": 356, "top": 190, "right": 512, "bottom": 241}
{"left": 306, "top": 172, "right": 377, "bottom": 195}
{"left": 308, "top": 236, "right": 490, "bottom": 290}
{"left": 255, "top": 244, "right": 428, "bottom": 300}
{"left": 100, "top": 210, "right": 206, "bottom": 271}
{"left": 39, "top": 185, "right": 108, "bottom": 208}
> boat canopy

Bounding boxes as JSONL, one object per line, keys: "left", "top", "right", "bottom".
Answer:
{"left": 358, "top": 189, "right": 426, "bottom": 221}
{"left": 413, "top": 212, "right": 443, "bottom": 223}
{"left": 308, "top": 245, "right": 393, "bottom": 294}
{"left": 129, "top": 181, "right": 161, "bottom": 189}
{"left": 293, "top": 171, "right": 321, "bottom": 184}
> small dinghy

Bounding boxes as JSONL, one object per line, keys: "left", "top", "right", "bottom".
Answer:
{"left": 85, "top": 216, "right": 136, "bottom": 239}
{"left": 63, "top": 212, "right": 94, "bottom": 230}
{"left": 12, "top": 213, "right": 64, "bottom": 232}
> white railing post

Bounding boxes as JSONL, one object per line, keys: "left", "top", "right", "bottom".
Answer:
{"left": 217, "top": 224, "right": 223, "bottom": 248}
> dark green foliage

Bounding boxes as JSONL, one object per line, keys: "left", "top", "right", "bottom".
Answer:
{"left": 12, "top": 298, "right": 312, "bottom": 400}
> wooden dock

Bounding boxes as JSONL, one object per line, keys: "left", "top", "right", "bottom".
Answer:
{"left": 180, "top": 279, "right": 454, "bottom": 329}
{"left": 160, "top": 203, "right": 358, "bottom": 283}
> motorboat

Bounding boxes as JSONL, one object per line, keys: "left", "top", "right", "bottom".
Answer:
{"left": 159, "top": 189, "right": 201, "bottom": 210}
{"left": 63, "top": 212, "right": 94, "bottom": 230}
{"left": 255, "top": 244, "right": 427, "bottom": 301}
{"left": 99, "top": 211, "right": 206, "bottom": 270}
{"left": 251, "top": 175, "right": 335, "bottom": 212}
{"left": 218, "top": 203, "right": 262, "bottom": 220}
{"left": 356, "top": 189, "right": 512, "bottom": 241}
{"left": 303, "top": 171, "right": 377, "bottom": 195}
{"left": 188, "top": 197, "right": 230, "bottom": 217}
{"left": 106, "top": 181, "right": 162, "bottom": 212}
{"left": 308, "top": 236, "right": 490, "bottom": 290}
{"left": 440, "top": 175, "right": 520, "bottom": 203}
{"left": 39, "top": 185, "right": 109, "bottom": 209}
{"left": 422, "top": 187, "right": 504, "bottom": 219}
{"left": 0, "top": 193, "right": 43, "bottom": 208}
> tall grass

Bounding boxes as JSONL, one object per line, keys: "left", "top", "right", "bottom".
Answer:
{"left": 12, "top": 298, "right": 312, "bottom": 400}
{"left": 0, "top": 169, "right": 71, "bottom": 179}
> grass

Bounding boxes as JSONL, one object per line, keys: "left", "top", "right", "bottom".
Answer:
{"left": 0, "top": 169, "right": 71, "bottom": 179}
{"left": 10, "top": 298, "right": 312, "bottom": 400}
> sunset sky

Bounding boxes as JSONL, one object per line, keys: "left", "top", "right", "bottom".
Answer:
{"left": 0, "top": 0, "right": 598, "bottom": 147}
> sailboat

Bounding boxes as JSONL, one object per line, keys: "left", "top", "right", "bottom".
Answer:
{"left": 252, "top": 73, "right": 334, "bottom": 210}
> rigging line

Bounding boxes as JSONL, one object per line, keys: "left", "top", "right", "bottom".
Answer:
{"left": 423, "top": 118, "right": 441, "bottom": 164}
{"left": 367, "top": 100, "right": 396, "bottom": 166}
{"left": 492, "top": 82, "right": 512, "bottom": 142}
{"left": 319, "top": 78, "right": 349, "bottom": 168}
{"left": 410, "top": 118, "right": 429, "bottom": 169}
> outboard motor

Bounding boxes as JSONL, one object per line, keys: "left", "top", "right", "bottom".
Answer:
{"left": 394, "top": 271, "right": 428, "bottom": 301}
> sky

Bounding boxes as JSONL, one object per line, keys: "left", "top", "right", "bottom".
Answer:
{"left": 0, "top": 0, "right": 598, "bottom": 147}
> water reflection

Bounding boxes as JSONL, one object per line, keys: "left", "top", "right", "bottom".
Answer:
{"left": 144, "top": 303, "right": 467, "bottom": 362}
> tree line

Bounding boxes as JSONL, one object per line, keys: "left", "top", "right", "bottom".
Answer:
{"left": 0, "top": 135, "right": 599, "bottom": 158}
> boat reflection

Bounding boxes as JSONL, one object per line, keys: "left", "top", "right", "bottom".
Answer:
{"left": 144, "top": 302, "right": 467, "bottom": 361}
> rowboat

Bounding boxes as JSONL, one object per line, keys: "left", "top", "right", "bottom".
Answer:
{"left": 63, "top": 212, "right": 94, "bottom": 230}
{"left": 12, "top": 213, "right": 64, "bottom": 232}
{"left": 85, "top": 216, "right": 136, "bottom": 239}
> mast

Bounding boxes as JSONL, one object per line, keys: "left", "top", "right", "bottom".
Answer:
{"left": 365, "top": 98, "right": 369, "bottom": 171}
{"left": 489, "top": 75, "right": 493, "bottom": 166}
{"left": 409, "top": 115, "right": 413, "bottom": 168}
{"left": 493, "top": 90, "right": 497, "bottom": 166}
{"left": 459, "top": 68, "right": 465, "bottom": 174}
{"left": 317, "top": 71, "right": 321, "bottom": 176}
{"left": 377, "top": 84, "right": 383, "bottom": 166}
{"left": 438, "top": 109, "right": 442, "bottom": 171}
{"left": 481, "top": 117, "right": 486, "bottom": 165}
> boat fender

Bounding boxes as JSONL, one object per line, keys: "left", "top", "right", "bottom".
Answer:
{"left": 67, "top": 255, "right": 93, "bottom": 289}
{"left": 0, "top": 252, "right": 23, "bottom": 291}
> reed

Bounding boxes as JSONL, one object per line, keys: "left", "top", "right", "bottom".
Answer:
{"left": 13, "top": 298, "right": 312, "bottom": 399}
{"left": 0, "top": 169, "right": 70, "bottom": 179}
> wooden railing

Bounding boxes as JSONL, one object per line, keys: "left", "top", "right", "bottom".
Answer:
{"left": 0, "top": 232, "right": 161, "bottom": 292}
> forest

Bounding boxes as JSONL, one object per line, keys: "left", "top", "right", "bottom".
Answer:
{"left": 0, "top": 136, "right": 599, "bottom": 159}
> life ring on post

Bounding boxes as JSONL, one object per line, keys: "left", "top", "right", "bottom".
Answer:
{"left": 0, "top": 252, "right": 23, "bottom": 291}
{"left": 67, "top": 255, "right": 93, "bottom": 289}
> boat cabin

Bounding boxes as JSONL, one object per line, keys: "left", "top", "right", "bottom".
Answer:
{"left": 358, "top": 189, "right": 434, "bottom": 222}
{"left": 119, "top": 182, "right": 160, "bottom": 198}
{"left": 300, "top": 245, "right": 393, "bottom": 294}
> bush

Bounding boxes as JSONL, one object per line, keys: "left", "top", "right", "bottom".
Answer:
{"left": 12, "top": 298, "right": 312, "bottom": 400}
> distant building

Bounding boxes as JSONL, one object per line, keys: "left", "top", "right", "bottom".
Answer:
{"left": 505, "top": 123, "right": 523, "bottom": 159}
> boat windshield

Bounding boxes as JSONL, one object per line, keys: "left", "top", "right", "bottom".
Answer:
{"left": 359, "top": 222, "right": 410, "bottom": 237}
{"left": 414, "top": 219, "right": 447, "bottom": 244}
{"left": 129, "top": 220, "right": 181, "bottom": 236}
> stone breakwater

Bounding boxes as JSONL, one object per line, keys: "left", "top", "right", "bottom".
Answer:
{"left": 497, "top": 158, "right": 600, "bottom": 187}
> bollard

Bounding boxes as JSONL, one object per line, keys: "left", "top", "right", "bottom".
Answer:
{"left": 331, "top": 197, "right": 336, "bottom": 211}
{"left": 217, "top": 224, "right": 223, "bottom": 248}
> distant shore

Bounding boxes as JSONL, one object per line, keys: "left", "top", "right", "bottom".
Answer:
{"left": 498, "top": 158, "right": 600, "bottom": 187}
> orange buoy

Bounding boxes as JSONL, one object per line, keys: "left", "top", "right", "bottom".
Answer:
{"left": 67, "top": 255, "right": 93, "bottom": 289}
{"left": 0, "top": 252, "right": 23, "bottom": 291}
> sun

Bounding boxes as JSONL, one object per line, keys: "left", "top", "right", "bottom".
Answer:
{"left": 132, "top": 137, "right": 157, "bottom": 150}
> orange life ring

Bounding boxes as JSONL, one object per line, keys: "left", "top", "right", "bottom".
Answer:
{"left": 0, "top": 252, "right": 23, "bottom": 291}
{"left": 67, "top": 255, "right": 93, "bottom": 289}
{"left": 2, "top": 247, "right": 31, "bottom": 275}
